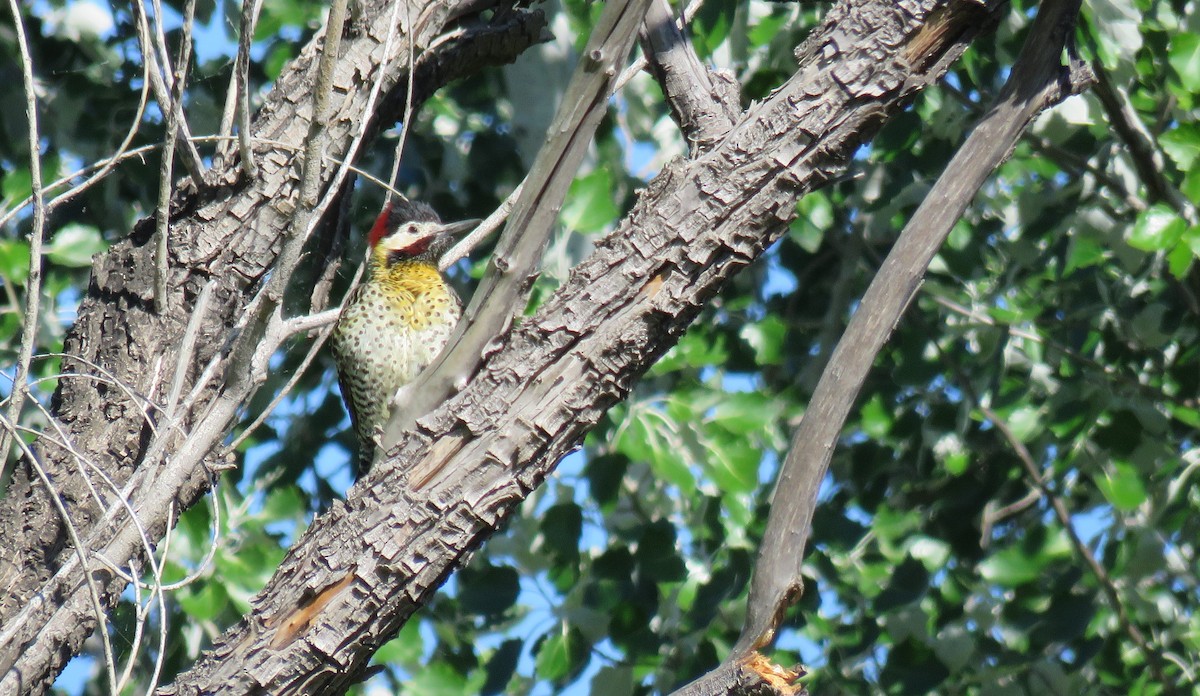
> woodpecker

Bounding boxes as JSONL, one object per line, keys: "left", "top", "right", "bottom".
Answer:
{"left": 331, "top": 199, "right": 477, "bottom": 474}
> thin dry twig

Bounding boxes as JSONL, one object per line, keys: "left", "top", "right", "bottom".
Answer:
{"left": 0, "top": 19, "right": 153, "bottom": 231}
{"left": 236, "top": 0, "right": 263, "bottom": 176}
{"left": 219, "top": 0, "right": 406, "bottom": 405}
{"left": 150, "top": 0, "right": 198, "bottom": 313}
{"left": 224, "top": 308, "right": 344, "bottom": 453}
{"left": 137, "top": 0, "right": 206, "bottom": 184}
{"left": 976, "top": 396, "right": 1168, "bottom": 685}
{"left": 164, "top": 280, "right": 215, "bottom": 420}
{"left": 0, "top": 6, "right": 539, "bottom": 685}
{"left": 384, "top": 0, "right": 655, "bottom": 457}
{"left": 386, "top": 0, "right": 420, "bottom": 202}
{"left": 1, "top": 0, "right": 49, "bottom": 480}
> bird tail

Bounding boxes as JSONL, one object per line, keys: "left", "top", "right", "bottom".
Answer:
{"left": 354, "top": 443, "right": 375, "bottom": 478}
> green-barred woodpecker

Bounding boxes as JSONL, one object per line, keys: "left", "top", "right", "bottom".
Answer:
{"left": 331, "top": 200, "right": 477, "bottom": 473}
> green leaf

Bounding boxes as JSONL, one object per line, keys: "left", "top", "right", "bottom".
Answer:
{"left": 1096, "top": 462, "right": 1147, "bottom": 511}
{"left": 932, "top": 625, "right": 975, "bottom": 672}
{"left": 0, "top": 240, "right": 31, "bottom": 285}
{"left": 1065, "top": 235, "right": 1107, "bottom": 272}
{"left": 1169, "top": 33, "right": 1200, "bottom": 94}
{"left": 979, "top": 530, "right": 1071, "bottom": 587}
{"left": 791, "top": 192, "right": 833, "bottom": 252}
{"left": 860, "top": 394, "right": 891, "bottom": 439}
{"left": 651, "top": 330, "right": 728, "bottom": 374}
{"left": 374, "top": 618, "right": 424, "bottom": 666}
{"left": 45, "top": 223, "right": 107, "bottom": 267}
{"left": 739, "top": 316, "right": 786, "bottom": 366}
{"left": 1159, "top": 124, "right": 1200, "bottom": 171}
{"left": 691, "top": 0, "right": 735, "bottom": 58}
{"left": 540, "top": 503, "right": 583, "bottom": 560}
{"left": 906, "top": 536, "right": 951, "bottom": 572}
{"left": 590, "top": 666, "right": 634, "bottom": 696}
{"left": 1004, "top": 406, "right": 1043, "bottom": 443}
{"left": 1129, "top": 205, "right": 1186, "bottom": 252}
{"left": 616, "top": 409, "right": 692, "bottom": 490}
{"left": 177, "top": 581, "right": 229, "bottom": 621}
{"left": 406, "top": 662, "right": 472, "bottom": 694}
{"left": 1087, "top": 0, "right": 1142, "bottom": 72}
{"left": 979, "top": 545, "right": 1046, "bottom": 587}
{"left": 709, "top": 391, "right": 777, "bottom": 435}
{"left": 746, "top": 11, "right": 788, "bottom": 50}
{"left": 1167, "top": 403, "right": 1200, "bottom": 429}
{"left": 704, "top": 434, "right": 759, "bottom": 494}
{"left": 562, "top": 167, "right": 620, "bottom": 233}
{"left": 1, "top": 167, "right": 31, "bottom": 204}
{"left": 459, "top": 563, "right": 521, "bottom": 617}
{"left": 534, "top": 627, "right": 589, "bottom": 685}
{"left": 480, "top": 639, "right": 522, "bottom": 695}
{"left": 1168, "top": 237, "right": 1195, "bottom": 279}
{"left": 1183, "top": 161, "right": 1200, "bottom": 203}
{"left": 260, "top": 485, "right": 305, "bottom": 521}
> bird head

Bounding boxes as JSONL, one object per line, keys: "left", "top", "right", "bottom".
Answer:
{"left": 367, "top": 200, "right": 479, "bottom": 267}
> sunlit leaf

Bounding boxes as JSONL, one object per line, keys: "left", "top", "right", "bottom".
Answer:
{"left": 1096, "top": 462, "right": 1148, "bottom": 512}
{"left": 45, "top": 224, "right": 107, "bottom": 267}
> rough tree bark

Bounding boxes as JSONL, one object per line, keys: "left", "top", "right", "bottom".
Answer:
{"left": 1, "top": 0, "right": 1020, "bottom": 694}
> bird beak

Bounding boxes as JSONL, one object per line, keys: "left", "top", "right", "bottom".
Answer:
{"left": 439, "top": 219, "right": 481, "bottom": 239}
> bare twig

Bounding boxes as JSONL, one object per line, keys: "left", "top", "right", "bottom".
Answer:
{"left": 115, "top": 560, "right": 147, "bottom": 692}
{"left": 979, "top": 488, "right": 1040, "bottom": 546}
{"left": 224, "top": 314, "right": 342, "bottom": 453}
{"left": 282, "top": 307, "right": 342, "bottom": 336}
{"left": 0, "top": 7, "right": 551, "bottom": 688}
{"left": 1084, "top": 44, "right": 1197, "bottom": 225}
{"left": 931, "top": 294, "right": 1197, "bottom": 412}
{"left": 0, "top": 24, "right": 153, "bottom": 232}
{"left": 976, "top": 398, "right": 1167, "bottom": 685}
{"left": 1, "top": 0, "right": 49, "bottom": 478}
{"left": 386, "top": 0, "right": 420, "bottom": 202}
{"left": 220, "top": 0, "right": 359, "bottom": 406}
{"left": 150, "top": 0, "right": 198, "bottom": 313}
{"left": 136, "top": 0, "right": 207, "bottom": 184}
{"left": 637, "top": 0, "right": 738, "bottom": 152}
{"left": 615, "top": 0, "right": 703, "bottom": 91}
{"left": 309, "top": 176, "right": 353, "bottom": 314}
{"left": 236, "top": 0, "right": 264, "bottom": 176}
{"left": 164, "top": 280, "right": 214, "bottom": 419}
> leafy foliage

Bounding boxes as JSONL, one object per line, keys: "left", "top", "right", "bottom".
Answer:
{"left": 1, "top": 0, "right": 1198, "bottom": 694}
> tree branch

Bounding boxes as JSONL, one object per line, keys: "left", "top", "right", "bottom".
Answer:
{"left": 0, "top": 0, "right": 48, "bottom": 480}
{"left": 722, "top": 0, "right": 1092, "bottom": 670}
{"left": 638, "top": 0, "right": 739, "bottom": 152}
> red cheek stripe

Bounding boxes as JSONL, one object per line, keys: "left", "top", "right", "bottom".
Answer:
{"left": 367, "top": 205, "right": 393, "bottom": 249}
